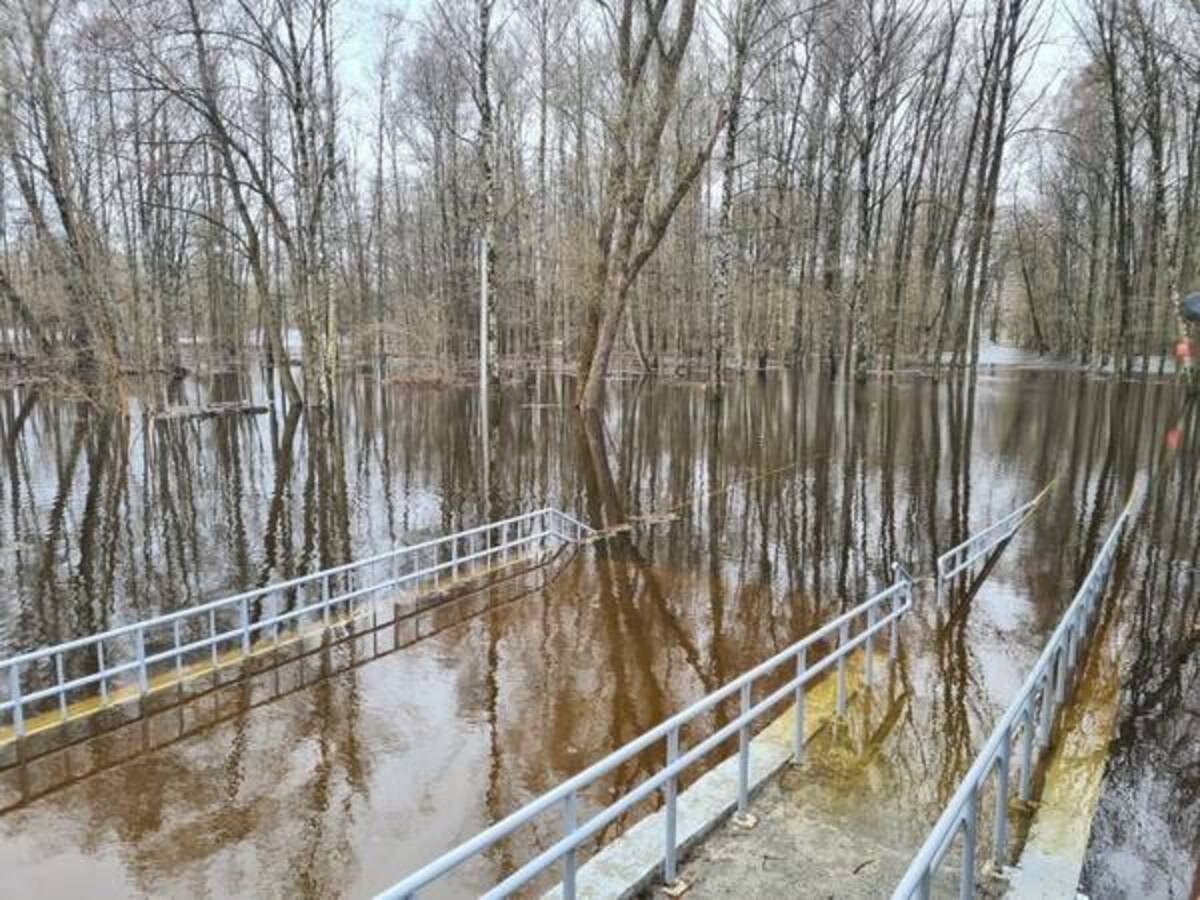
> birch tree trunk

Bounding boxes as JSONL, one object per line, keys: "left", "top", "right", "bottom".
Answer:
{"left": 477, "top": 0, "right": 500, "bottom": 389}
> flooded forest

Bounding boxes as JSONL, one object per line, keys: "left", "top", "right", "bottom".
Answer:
{"left": 1, "top": 372, "right": 1198, "bottom": 897}
{"left": 0, "top": 0, "right": 1199, "bottom": 898}
{"left": 0, "top": 0, "right": 1197, "bottom": 395}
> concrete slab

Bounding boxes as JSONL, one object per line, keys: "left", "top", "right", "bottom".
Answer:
{"left": 545, "top": 655, "right": 882, "bottom": 900}
{"left": 662, "top": 722, "right": 975, "bottom": 900}
{"left": 670, "top": 776, "right": 926, "bottom": 898}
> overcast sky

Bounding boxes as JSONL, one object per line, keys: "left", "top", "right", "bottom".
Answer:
{"left": 333, "top": 0, "right": 1087, "bottom": 199}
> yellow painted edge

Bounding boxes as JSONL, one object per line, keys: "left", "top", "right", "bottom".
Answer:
{"left": 1007, "top": 645, "right": 1122, "bottom": 897}
{"left": 757, "top": 651, "right": 885, "bottom": 750}
{"left": 0, "top": 551, "right": 538, "bottom": 748}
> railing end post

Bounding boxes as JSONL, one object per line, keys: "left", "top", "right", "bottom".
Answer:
{"left": 562, "top": 788, "right": 578, "bottom": 898}
{"left": 136, "top": 627, "right": 149, "bottom": 695}
{"left": 836, "top": 623, "right": 849, "bottom": 716}
{"left": 8, "top": 663, "right": 24, "bottom": 737}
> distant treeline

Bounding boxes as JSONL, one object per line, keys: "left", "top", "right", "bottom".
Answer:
{"left": 0, "top": 0, "right": 1197, "bottom": 404}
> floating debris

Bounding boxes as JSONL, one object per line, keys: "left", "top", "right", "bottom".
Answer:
{"left": 153, "top": 401, "right": 269, "bottom": 421}
{"left": 629, "top": 510, "right": 680, "bottom": 527}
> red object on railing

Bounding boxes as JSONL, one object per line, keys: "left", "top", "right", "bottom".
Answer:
{"left": 1175, "top": 338, "right": 1193, "bottom": 362}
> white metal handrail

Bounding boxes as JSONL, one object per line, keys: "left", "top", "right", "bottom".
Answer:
{"left": 893, "top": 488, "right": 1141, "bottom": 899}
{"left": 1, "top": 508, "right": 593, "bottom": 738}
{"left": 377, "top": 565, "right": 915, "bottom": 899}
{"left": 936, "top": 482, "right": 1053, "bottom": 596}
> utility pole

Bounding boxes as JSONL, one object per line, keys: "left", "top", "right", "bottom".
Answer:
{"left": 480, "top": 235, "right": 489, "bottom": 401}
{"left": 480, "top": 233, "right": 493, "bottom": 516}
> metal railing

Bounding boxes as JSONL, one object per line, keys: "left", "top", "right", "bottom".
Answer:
{"left": 1, "top": 508, "right": 592, "bottom": 739}
{"left": 2, "top": 548, "right": 573, "bottom": 812}
{"left": 377, "top": 565, "right": 915, "bottom": 900}
{"left": 893, "top": 489, "right": 1140, "bottom": 899}
{"left": 936, "top": 483, "right": 1053, "bottom": 598}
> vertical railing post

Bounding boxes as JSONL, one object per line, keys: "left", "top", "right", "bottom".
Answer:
{"left": 174, "top": 619, "right": 183, "bottom": 674}
{"left": 322, "top": 576, "right": 331, "bottom": 627}
{"left": 562, "top": 789, "right": 577, "bottom": 898}
{"left": 1038, "top": 672, "right": 1054, "bottom": 746}
{"left": 1019, "top": 706, "right": 1034, "bottom": 801}
{"left": 241, "top": 598, "right": 251, "bottom": 655}
{"left": 993, "top": 734, "right": 1011, "bottom": 870}
{"left": 664, "top": 727, "right": 680, "bottom": 884}
{"left": 136, "top": 627, "right": 149, "bottom": 694}
{"left": 209, "top": 610, "right": 218, "bottom": 667}
{"left": 864, "top": 606, "right": 876, "bottom": 690}
{"left": 916, "top": 868, "right": 931, "bottom": 900}
{"left": 793, "top": 646, "right": 807, "bottom": 762}
{"left": 836, "top": 621, "right": 849, "bottom": 716}
{"left": 55, "top": 653, "right": 67, "bottom": 720}
{"left": 8, "top": 664, "right": 23, "bottom": 737}
{"left": 890, "top": 582, "right": 901, "bottom": 661}
{"left": 737, "top": 682, "right": 752, "bottom": 814}
{"left": 960, "top": 787, "right": 977, "bottom": 900}
{"left": 451, "top": 538, "right": 459, "bottom": 581}
{"left": 98, "top": 642, "right": 109, "bottom": 701}
{"left": 1054, "top": 644, "right": 1067, "bottom": 704}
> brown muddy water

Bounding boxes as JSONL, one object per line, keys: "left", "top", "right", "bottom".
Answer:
{"left": 0, "top": 369, "right": 1196, "bottom": 898}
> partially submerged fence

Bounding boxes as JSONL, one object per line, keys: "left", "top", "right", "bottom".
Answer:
{"left": 936, "top": 483, "right": 1054, "bottom": 600}
{"left": 377, "top": 565, "right": 915, "bottom": 899}
{"left": 892, "top": 489, "right": 1140, "bottom": 899}
{"left": 1, "top": 508, "right": 592, "bottom": 740}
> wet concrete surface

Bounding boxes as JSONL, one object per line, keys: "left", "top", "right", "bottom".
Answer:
{"left": 653, "top": 658, "right": 976, "bottom": 900}
{"left": 655, "top": 576, "right": 1032, "bottom": 900}
{"left": 663, "top": 775, "right": 940, "bottom": 899}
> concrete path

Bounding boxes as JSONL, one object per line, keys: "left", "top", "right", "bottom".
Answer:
{"left": 661, "top": 684, "right": 972, "bottom": 900}
{"left": 546, "top": 655, "right": 881, "bottom": 900}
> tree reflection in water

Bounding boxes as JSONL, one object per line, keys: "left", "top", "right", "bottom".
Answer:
{"left": 0, "top": 370, "right": 1194, "bottom": 897}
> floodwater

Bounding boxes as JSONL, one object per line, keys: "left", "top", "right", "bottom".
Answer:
{"left": 0, "top": 369, "right": 1196, "bottom": 898}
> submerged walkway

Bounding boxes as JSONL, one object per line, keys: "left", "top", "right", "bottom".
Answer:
{"left": 647, "top": 601, "right": 981, "bottom": 900}
{"left": 664, "top": 495, "right": 1135, "bottom": 900}
{"left": 0, "top": 549, "right": 575, "bottom": 814}
{"left": 374, "top": 488, "right": 1135, "bottom": 900}
{"left": 0, "top": 492, "right": 1138, "bottom": 899}
{"left": 1, "top": 510, "right": 591, "bottom": 794}
{"left": 1, "top": 508, "right": 591, "bottom": 747}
